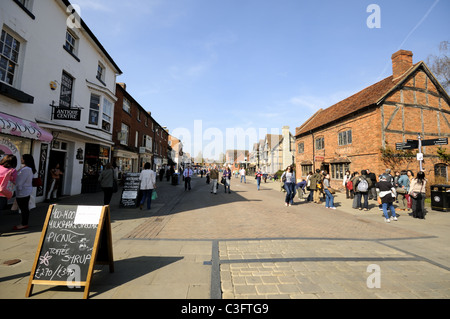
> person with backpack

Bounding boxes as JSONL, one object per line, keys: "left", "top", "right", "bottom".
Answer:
{"left": 354, "top": 169, "right": 372, "bottom": 211}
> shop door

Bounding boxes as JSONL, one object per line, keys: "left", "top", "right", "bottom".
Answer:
{"left": 48, "top": 150, "right": 66, "bottom": 197}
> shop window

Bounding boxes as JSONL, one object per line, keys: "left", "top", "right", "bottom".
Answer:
{"left": 301, "top": 165, "right": 312, "bottom": 177}
{"left": 331, "top": 163, "right": 350, "bottom": 180}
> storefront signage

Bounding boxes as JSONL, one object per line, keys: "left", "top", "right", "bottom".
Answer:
{"left": 0, "top": 136, "right": 21, "bottom": 170}
{"left": 0, "top": 111, "right": 53, "bottom": 142}
{"left": 53, "top": 107, "right": 81, "bottom": 121}
{"left": 120, "top": 173, "right": 140, "bottom": 208}
{"left": 26, "top": 205, "right": 114, "bottom": 299}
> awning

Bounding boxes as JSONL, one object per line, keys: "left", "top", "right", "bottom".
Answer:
{"left": 0, "top": 112, "right": 53, "bottom": 142}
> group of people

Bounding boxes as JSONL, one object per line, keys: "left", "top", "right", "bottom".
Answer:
{"left": 0, "top": 154, "right": 38, "bottom": 230}
{"left": 342, "top": 168, "right": 427, "bottom": 221}
{"left": 279, "top": 166, "right": 429, "bottom": 222}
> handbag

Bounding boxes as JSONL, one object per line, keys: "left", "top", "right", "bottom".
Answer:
{"left": 410, "top": 191, "right": 419, "bottom": 199}
{"left": 32, "top": 177, "right": 43, "bottom": 187}
{"left": 151, "top": 190, "right": 158, "bottom": 200}
{"left": 396, "top": 187, "right": 407, "bottom": 194}
{"left": 328, "top": 187, "right": 336, "bottom": 194}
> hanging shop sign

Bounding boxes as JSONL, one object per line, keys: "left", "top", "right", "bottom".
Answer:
{"left": 53, "top": 106, "right": 82, "bottom": 121}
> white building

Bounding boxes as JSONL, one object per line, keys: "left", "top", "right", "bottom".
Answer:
{"left": 0, "top": 0, "right": 122, "bottom": 201}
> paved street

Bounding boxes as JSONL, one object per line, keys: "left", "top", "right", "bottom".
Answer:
{"left": 1, "top": 175, "right": 449, "bottom": 300}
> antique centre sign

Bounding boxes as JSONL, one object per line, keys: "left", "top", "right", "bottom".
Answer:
{"left": 53, "top": 107, "right": 81, "bottom": 121}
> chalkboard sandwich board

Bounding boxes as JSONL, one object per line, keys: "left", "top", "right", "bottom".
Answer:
{"left": 26, "top": 205, "right": 114, "bottom": 299}
{"left": 120, "top": 172, "right": 141, "bottom": 208}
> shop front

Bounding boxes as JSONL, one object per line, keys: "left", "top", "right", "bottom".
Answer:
{"left": 0, "top": 111, "right": 53, "bottom": 202}
{"left": 113, "top": 148, "right": 139, "bottom": 175}
{"left": 82, "top": 143, "right": 111, "bottom": 193}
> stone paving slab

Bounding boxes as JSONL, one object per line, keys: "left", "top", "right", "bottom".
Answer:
{"left": 1, "top": 175, "right": 449, "bottom": 300}
{"left": 217, "top": 239, "right": 450, "bottom": 299}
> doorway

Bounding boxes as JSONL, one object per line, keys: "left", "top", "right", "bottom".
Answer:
{"left": 48, "top": 150, "right": 66, "bottom": 198}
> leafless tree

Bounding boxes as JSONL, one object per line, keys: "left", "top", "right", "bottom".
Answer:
{"left": 427, "top": 41, "right": 450, "bottom": 92}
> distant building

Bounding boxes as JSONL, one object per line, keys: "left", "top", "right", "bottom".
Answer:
{"left": 295, "top": 50, "right": 450, "bottom": 189}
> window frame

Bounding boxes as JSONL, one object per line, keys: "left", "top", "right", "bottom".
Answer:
{"left": 120, "top": 123, "right": 129, "bottom": 146}
{"left": 96, "top": 62, "right": 106, "bottom": 85}
{"left": 331, "top": 163, "right": 350, "bottom": 180}
{"left": 0, "top": 29, "right": 21, "bottom": 87}
{"left": 338, "top": 129, "right": 352, "bottom": 146}
{"left": 315, "top": 137, "right": 325, "bottom": 151}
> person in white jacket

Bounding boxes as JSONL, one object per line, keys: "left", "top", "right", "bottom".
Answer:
{"left": 139, "top": 162, "right": 156, "bottom": 210}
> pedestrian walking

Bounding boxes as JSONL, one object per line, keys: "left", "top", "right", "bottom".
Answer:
{"left": 323, "top": 174, "right": 336, "bottom": 209}
{"left": 239, "top": 167, "right": 246, "bottom": 183}
{"left": 376, "top": 175, "right": 398, "bottom": 223}
{"left": 281, "top": 166, "right": 296, "bottom": 206}
{"left": 406, "top": 170, "right": 414, "bottom": 209}
{"left": 0, "top": 155, "right": 17, "bottom": 213}
{"left": 183, "top": 165, "right": 193, "bottom": 191}
{"left": 350, "top": 171, "right": 359, "bottom": 208}
{"left": 46, "top": 163, "right": 63, "bottom": 202}
{"left": 98, "top": 162, "right": 116, "bottom": 206}
{"left": 255, "top": 168, "right": 263, "bottom": 190}
{"left": 396, "top": 170, "right": 409, "bottom": 211}
{"left": 354, "top": 170, "right": 371, "bottom": 211}
{"left": 210, "top": 165, "right": 219, "bottom": 194}
{"left": 223, "top": 166, "right": 231, "bottom": 193}
{"left": 409, "top": 171, "right": 427, "bottom": 219}
{"left": 306, "top": 171, "right": 314, "bottom": 201}
{"left": 343, "top": 170, "right": 351, "bottom": 199}
{"left": 13, "top": 154, "right": 36, "bottom": 230}
{"left": 139, "top": 162, "right": 156, "bottom": 210}
{"left": 366, "top": 169, "right": 377, "bottom": 200}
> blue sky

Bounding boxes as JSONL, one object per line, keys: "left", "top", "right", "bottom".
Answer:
{"left": 75, "top": 0, "right": 449, "bottom": 158}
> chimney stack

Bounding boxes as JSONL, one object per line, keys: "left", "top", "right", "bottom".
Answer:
{"left": 391, "top": 50, "right": 413, "bottom": 80}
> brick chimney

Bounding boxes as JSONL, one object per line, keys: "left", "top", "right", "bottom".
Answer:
{"left": 392, "top": 50, "right": 413, "bottom": 80}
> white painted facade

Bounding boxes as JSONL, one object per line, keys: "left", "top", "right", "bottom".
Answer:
{"left": 0, "top": 0, "right": 122, "bottom": 201}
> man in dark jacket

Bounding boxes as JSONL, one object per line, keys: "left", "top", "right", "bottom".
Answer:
{"left": 366, "top": 169, "right": 377, "bottom": 200}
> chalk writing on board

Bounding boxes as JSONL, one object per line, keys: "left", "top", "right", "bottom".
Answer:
{"left": 34, "top": 205, "right": 99, "bottom": 282}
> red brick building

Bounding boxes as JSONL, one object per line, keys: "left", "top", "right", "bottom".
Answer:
{"left": 113, "top": 83, "right": 168, "bottom": 173}
{"left": 295, "top": 50, "right": 450, "bottom": 190}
